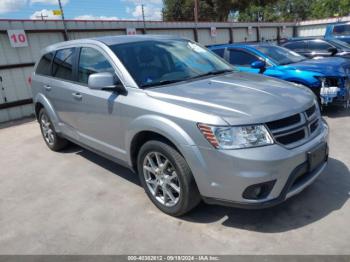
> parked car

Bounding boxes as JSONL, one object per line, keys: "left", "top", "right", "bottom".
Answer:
{"left": 32, "top": 36, "right": 329, "bottom": 216}
{"left": 209, "top": 43, "right": 350, "bottom": 107}
{"left": 325, "top": 22, "right": 350, "bottom": 44}
{"left": 281, "top": 37, "right": 350, "bottom": 59}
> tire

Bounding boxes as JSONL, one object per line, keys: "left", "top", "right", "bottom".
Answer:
{"left": 137, "top": 140, "right": 201, "bottom": 216}
{"left": 38, "top": 108, "right": 68, "bottom": 151}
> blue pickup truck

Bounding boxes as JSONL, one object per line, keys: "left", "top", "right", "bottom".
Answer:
{"left": 325, "top": 22, "right": 350, "bottom": 44}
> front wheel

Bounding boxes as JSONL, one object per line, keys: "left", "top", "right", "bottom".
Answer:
{"left": 137, "top": 140, "right": 201, "bottom": 216}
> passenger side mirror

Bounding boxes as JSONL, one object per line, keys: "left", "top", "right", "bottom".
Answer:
{"left": 88, "top": 72, "right": 127, "bottom": 95}
{"left": 251, "top": 60, "right": 266, "bottom": 74}
{"left": 328, "top": 47, "right": 338, "bottom": 56}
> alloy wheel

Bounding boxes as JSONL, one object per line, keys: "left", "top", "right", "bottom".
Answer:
{"left": 143, "top": 152, "right": 181, "bottom": 207}
{"left": 40, "top": 114, "right": 55, "bottom": 146}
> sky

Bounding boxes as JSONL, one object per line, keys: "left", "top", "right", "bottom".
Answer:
{"left": 0, "top": 0, "right": 163, "bottom": 21}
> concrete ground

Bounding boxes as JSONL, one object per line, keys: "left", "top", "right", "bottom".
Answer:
{"left": 0, "top": 107, "right": 349, "bottom": 255}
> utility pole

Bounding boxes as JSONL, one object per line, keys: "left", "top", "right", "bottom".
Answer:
{"left": 193, "top": 0, "right": 199, "bottom": 42}
{"left": 36, "top": 11, "right": 48, "bottom": 20}
{"left": 58, "top": 0, "right": 69, "bottom": 40}
{"left": 194, "top": 0, "right": 199, "bottom": 23}
{"left": 141, "top": 4, "right": 147, "bottom": 34}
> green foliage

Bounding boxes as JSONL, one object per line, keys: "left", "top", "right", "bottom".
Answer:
{"left": 162, "top": 0, "right": 237, "bottom": 22}
{"left": 162, "top": 0, "right": 350, "bottom": 22}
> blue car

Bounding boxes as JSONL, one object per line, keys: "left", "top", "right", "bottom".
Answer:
{"left": 325, "top": 22, "right": 350, "bottom": 44}
{"left": 208, "top": 43, "right": 350, "bottom": 107}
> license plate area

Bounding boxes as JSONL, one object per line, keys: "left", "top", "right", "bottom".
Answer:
{"left": 307, "top": 143, "right": 328, "bottom": 172}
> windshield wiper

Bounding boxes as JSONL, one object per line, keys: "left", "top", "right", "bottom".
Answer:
{"left": 189, "top": 69, "right": 234, "bottom": 80}
{"left": 140, "top": 69, "right": 233, "bottom": 88}
{"left": 141, "top": 79, "right": 184, "bottom": 89}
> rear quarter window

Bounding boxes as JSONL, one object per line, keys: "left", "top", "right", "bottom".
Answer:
{"left": 36, "top": 52, "right": 53, "bottom": 76}
{"left": 52, "top": 48, "right": 75, "bottom": 81}
{"left": 283, "top": 41, "right": 307, "bottom": 50}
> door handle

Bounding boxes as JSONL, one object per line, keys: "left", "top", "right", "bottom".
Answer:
{"left": 44, "top": 85, "right": 51, "bottom": 91}
{"left": 72, "top": 92, "right": 82, "bottom": 100}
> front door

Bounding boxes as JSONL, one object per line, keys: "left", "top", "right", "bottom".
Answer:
{"left": 72, "top": 46, "right": 126, "bottom": 160}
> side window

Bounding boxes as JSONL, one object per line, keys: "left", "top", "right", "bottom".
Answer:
{"left": 211, "top": 48, "right": 225, "bottom": 58}
{"left": 333, "top": 25, "right": 350, "bottom": 35}
{"left": 78, "top": 47, "right": 115, "bottom": 84}
{"left": 52, "top": 48, "right": 75, "bottom": 81}
{"left": 36, "top": 52, "right": 53, "bottom": 76}
{"left": 229, "top": 49, "right": 259, "bottom": 66}
{"left": 284, "top": 41, "right": 307, "bottom": 50}
{"left": 309, "top": 40, "right": 333, "bottom": 51}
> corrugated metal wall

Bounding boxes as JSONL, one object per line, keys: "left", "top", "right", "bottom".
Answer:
{"left": 146, "top": 29, "right": 195, "bottom": 40}
{"left": 297, "top": 24, "right": 327, "bottom": 37}
{"left": 0, "top": 30, "right": 66, "bottom": 122}
{"left": 260, "top": 27, "right": 278, "bottom": 42}
{"left": 296, "top": 16, "right": 350, "bottom": 37}
{"left": 0, "top": 18, "right": 343, "bottom": 123}
{"left": 233, "top": 28, "right": 257, "bottom": 42}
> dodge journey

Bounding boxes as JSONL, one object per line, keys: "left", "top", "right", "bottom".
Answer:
{"left": 32, "top": 35, "right": 329, "bottom": 216}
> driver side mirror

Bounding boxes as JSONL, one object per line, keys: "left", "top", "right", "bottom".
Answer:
{"left": 88, "top": 72, "right": 127, "bottom": 95}
{"left": 327, "top": 47, "right": 338, "bottom": 56}
{"left": 251, "top": 60, "right": 266, "bottom": 74}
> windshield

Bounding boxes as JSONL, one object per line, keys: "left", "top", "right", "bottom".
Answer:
{"left": 109, "top": 39, "right": 233, "bottom": 88}
{"left": 255, "top": 45, "right": 306, "bottom": 65}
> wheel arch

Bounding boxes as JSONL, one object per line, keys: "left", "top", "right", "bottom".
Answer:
{"left": 33, "top": 93, "right": 61, "bottom": 132}
{"left": 126, "top": 115, "right": 196, "bottom": 173}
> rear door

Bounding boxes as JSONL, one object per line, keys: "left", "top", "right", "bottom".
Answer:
{"left": 49, "top": 47, "right": 81, "bottom": 135}
{"left": 308, "top": 40, "right": 334, "bottom": 57}
{"left": 283, "top": 41, "right": 310, "bottom": 57}
{"left": 32, "top": 52, "right": 54, "bottom": 103}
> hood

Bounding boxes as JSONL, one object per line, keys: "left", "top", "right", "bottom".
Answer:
{"left": 284, "top": 57, "right": 350, "bottom": 76}
{"left": 146, "top": 72, "right": 315, "bottom": 125}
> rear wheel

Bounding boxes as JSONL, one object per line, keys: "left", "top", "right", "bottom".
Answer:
{"left": 39, "top": 108, "right": 68, "bottom": 151}
{"left": 137, "top": 140, "right": 201, "bottom": 216}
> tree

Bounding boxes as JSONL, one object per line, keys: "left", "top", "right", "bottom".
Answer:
{"left": 162, "top": 0, "right": 238, "bottom": 22}
{"left": 162, "top": 0, "right": 350, "bottom": 22}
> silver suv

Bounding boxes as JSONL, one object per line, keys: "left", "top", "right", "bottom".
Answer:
{"left": 32, "top": 35, "right": 329, "bottom": 216}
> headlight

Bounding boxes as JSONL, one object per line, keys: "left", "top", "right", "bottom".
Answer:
{"left": 198, "top": 123, "right": 274, "bottom": 149}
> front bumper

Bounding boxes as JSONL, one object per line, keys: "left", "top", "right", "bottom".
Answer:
{"left": 182, "top": 120, "right": 329, "bottom": 208}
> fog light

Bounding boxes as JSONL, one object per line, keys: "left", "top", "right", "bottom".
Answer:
{"left": 242, "top": 180, "right": 276, "bottom": 200}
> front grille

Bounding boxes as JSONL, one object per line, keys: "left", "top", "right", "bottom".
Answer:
{"left": 266, "top": 104, "right": 321, "bottom": 148}
{"left": 275, "top": 129, "right": 305, "bottom": 145}
{"left": 266, "top": 114, "right": 301, "bottom": 130}
{"left": 305, "top": 104, "right": 316, "bottom": 118}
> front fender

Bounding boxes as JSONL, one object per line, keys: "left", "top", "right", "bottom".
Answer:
{"left": 125, "top": 115, "right": 196, "bottom": 166}
{"left": 33, "top": 93, "right": 61, "bottom": 133}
